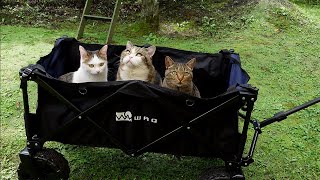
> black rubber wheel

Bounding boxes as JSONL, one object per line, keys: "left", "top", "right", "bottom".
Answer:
{"left": 199, "top": 166, "right": 244, "bottom": 180}
{"left": 17, "top": 148, "right": 70, "bottom": 180}
{"left": 198, "top": 166, "right": 229, "bottom": 180}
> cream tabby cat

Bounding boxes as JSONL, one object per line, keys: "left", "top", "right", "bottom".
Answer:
{"left": 116, "top": 41, "right": 161, "bottom": 85}
{"left": 59, "top": 45, "right": 108, "bottom": 83}
{"left": 162, "top": 56, "right": 201, "bottom": 98}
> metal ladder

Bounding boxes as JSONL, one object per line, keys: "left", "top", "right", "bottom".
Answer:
{"left": 76, "top": 0, "right": 122, "bottom": 44}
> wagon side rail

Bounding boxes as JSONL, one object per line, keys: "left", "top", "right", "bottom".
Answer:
{"left": 237, "top": 97, "right": 320, "bottom": 168}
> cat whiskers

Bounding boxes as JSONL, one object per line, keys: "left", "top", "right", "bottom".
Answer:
{"left": 119, "top": 65, "right": 125, "bottom": 71}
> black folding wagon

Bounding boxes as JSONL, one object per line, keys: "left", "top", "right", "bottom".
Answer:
{"left": 17, "top": 37, "right": 320, "bottom": 179}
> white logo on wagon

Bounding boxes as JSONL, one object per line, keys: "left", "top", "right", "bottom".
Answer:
{"left": 116, "top": 111, "right": 132, "bottom": 122}
{"left": 115, "top": 111, "right": 157, "bottom": 124}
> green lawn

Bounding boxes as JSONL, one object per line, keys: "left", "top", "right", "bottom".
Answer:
{"left": 1, "top": 1, "right": 319, "bottom": 179}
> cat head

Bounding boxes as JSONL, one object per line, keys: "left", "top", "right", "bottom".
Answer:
{"left": 164, "top": 56, "right": 196, "bottom": 87}
{"left": 120, "top": 41, "right": 156, "bottom": 68}
{"left": 79, "top": 45, "right": 108, "bottom": 75}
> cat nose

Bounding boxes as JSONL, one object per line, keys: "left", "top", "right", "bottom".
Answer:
{"left": 177, "top": 74, "right": 184, "bottom": 82}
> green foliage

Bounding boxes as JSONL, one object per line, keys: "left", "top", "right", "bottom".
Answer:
{"left": 240, "top": 15, "right": 256, "bottom": 26}
{"left": 200, "top": 16, "right": 217, "bottom": 35}
{"left": 269, "top": 6, "right": 294, "bottom": 30}
{"left": 0, "top": 3, "right": 79, "bottom": 28}
{"left": 143, "top": 33, "right": 168, "bottom": 43}
{"left": 289, "top": 0, "right": 320, "bottom": 5}
{"left": 265, "top": 2, "right": 310, "bottom": 31}
{"left": 174, "top": 21, "right": 193, "bottom": 32}
{"left": 0, "top": 0, "right": 86, "bottom": 6}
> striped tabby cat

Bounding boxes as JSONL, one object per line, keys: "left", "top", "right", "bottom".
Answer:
{"left": 59, "top": 45, "right": 109, "bottom": 83}
{"left": 116, "top": 41, "right": 161, "bottom": 85}
{"left": 162, "top": 56, "right": 201, "bottom": 98}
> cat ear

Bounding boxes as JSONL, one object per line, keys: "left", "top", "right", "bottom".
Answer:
{"left": 147, "top": 46, "right": 156, "bottom": 58}
{"left": 165, "top": 56, "right": 174, "bottom": 69}
{"left": 99, "top": 45, "right": 108, "bottom": 58}
{"left": 126, "top": 41, "right": 133, "bottom": 49}
{"left": 186, "top": 58, "right": 196, "bottom": 70}
{"left": 79, "top": 45, "right": 88, "bottom": 62}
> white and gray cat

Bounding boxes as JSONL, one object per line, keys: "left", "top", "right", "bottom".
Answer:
{"left": 162, "top": 56, "right": 201, "bottom": 98}
{"left": 116, "top": 41, "right": 161, "bottom": 85}
{"left": 59, "top": 45, "right": 109, "bottom": 83}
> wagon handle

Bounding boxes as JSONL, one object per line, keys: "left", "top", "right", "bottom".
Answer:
{"left": 238, "top": 97, "right": 320, "bottom": 167}
{"left": 260, "top": 97, "right": 320, "bottom": 128}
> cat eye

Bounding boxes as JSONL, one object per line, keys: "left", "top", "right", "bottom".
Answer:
{"left": 136, "top": 53, "right": 142, "bottom": 56}
{"left": 126, "top": 50, "right": 131, "bottom": 53}
{"left": 99, "top": 63, "right": 104, "bottom": 67}
{"left": 88, "top": 64, "right": 94, "bottom": 68}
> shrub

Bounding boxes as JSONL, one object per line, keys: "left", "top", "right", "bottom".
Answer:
{"left": 289, "top": 0, "right": 320, "bottom": 5}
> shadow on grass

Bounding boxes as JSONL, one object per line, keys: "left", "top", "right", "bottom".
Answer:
{"left": 48, "top": 143, "right": 224, "bottom": 179}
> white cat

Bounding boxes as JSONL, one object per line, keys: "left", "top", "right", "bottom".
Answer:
{"left": 59, "top": 45, "right": 109, "bottom": 83}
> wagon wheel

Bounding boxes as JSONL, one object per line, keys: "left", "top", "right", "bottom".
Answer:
{"left": 198, "top": 166, "right": 244, "bottom": 180}
{"left": 17, "top": 148, "right": 70, "bottom": 180}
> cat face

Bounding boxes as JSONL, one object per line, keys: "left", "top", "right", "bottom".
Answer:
{"left": 120, "top": 41, "right": 156, "bottom": 68}
{"left": 164, "top": 56, "right": 196, "bottom": 87}
{"left": 79, "top": 45, "right": 108, "bottom": 75}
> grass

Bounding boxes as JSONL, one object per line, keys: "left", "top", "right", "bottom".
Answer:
{"left": 1, "top": 1, "right": 320, "bottom": 179}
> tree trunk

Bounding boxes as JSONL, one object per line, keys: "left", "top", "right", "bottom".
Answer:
{"left": 142, "top": 0, "right": 159, "bottom": 32}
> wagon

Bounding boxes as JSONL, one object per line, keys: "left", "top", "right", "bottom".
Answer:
{"left": 17, "top": 37, "right": 320, "bottom": 179}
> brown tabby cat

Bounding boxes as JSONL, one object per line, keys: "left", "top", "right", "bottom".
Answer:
{"left": 162, "top": 56, "right": 201, "bottom": 98}
{"left": 116, "top": 41, "right": 161, "bottom": 85}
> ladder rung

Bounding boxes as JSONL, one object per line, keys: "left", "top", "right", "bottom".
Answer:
{"left": 84, "top": 15, "right": 112, "bottom": 21}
